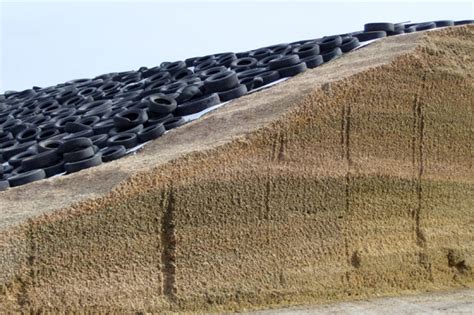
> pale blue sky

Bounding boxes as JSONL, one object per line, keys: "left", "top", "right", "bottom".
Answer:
{"left": 1, "top": 0, "right": 472, "bottom": 92}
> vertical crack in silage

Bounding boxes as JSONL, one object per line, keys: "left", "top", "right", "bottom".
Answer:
{"left": 264, "top": 177, "right": 272, "bottom": 245}
{"left": 278, "top": 131, "right": 287, "bottom": 161}
{"left": 413, "top": 72, "right": 432, "bottom": 280}
{"left": 264, "top": 131, "right": 280, "bottom": 244}
{"left": 415, "top": 96, "right": 426, "bottom": 248}
{"left": 16, "top": 221, "right": 34, "bottom": 309}
{"left": 412, "top": 95, "right": 418, "bottom": 169}
{"left": 160, "top": 186, "right": 177, "bottom": 300}
{"left": 271, "top": 130, "right": 280, "bottom": 162}
{"left": 345, "top": 104, "right": 352, "bottom": 168}
{"left": 413, "top": 73, "right": 427, "bottom": 248}
{"left": 341, "top": 104, "right": 347, "bottom": 160}
{"left": 342, "top": 103, "right": 352, "bottom": 263}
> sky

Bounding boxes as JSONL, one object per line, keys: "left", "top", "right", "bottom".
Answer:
{"left": 0, "top": 0, "right": 473, "bottom": 92}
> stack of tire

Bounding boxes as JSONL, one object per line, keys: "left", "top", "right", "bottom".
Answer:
{"left": 351, "top": 20, "right": 473, "bottom": 42}
{"left": 0, "top": 19, "right": 472, "bottom": 190}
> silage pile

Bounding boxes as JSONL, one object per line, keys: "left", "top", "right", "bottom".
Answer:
{"left": 0, "top": 26, "right": 472, "bottom": 313}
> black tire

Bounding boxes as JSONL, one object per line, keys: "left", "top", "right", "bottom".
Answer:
{"left": 340, "top": 37, "right": 360, "bottom": 52}
{"left": 1, "top": 164, "right": 13, "bottom": 176}
{"left": 1, "top": 118, "right": 21, "bottom": 134}
{"left": 302, "top": 54, "right": 324, "bottom": 68}
{"left": 194, "top": 59, "right": 218, "bottom": 72}
{"left": 8, "top": 150, "right": 37, "bottom": 167}
{"left": 434, "top": 20, "right": 454, "bottom": 27}
{"left": 21, "top": 149, "right": 60, "bottom": 171}
{"left": 454, "top": 20, "right": 474, "bottom": 25}
{"left": 393, "top": 23, "right": 404, "bottom": 31}
{"left": 147, "top": 113, "right": 174, "bottom": 125}
{"left": 257, "top": 71, "right": 280, "bottom": 86}
{"left": 27, "top": 115, "right": 50, "bottom": 127}
{"left": 78, "top": 86, "right": 102, "bottom": 99}
{"left": 292, "top": 43, "right": 320, "bottom": 58}
{"left": 162, "top": 61, "right": 186, "bottom": 75}
{"left": 113, "top": 108, "right": 148, "bottom": 128}
{"left": 49, "top": 107, "right": 77, "bottom": 119}
{"left": 321, "top": 47, "right": 343, "bottom": 62}
{"left": 92, "top": 119, "right": 115, "bottom": 135}
{"left": 78, "top": 115, "right": 101, "bottom": 127}
{"left": 159, "top": 81, "right": 187, "bottom": 94}
{"left": 175, "top": 85, "right": 203, "bottom": 104}
{"left": 175, "top": 93, "right": 220, "bottom": 116}
{"left": 277, "top": 62, "right": 307, "bottom": 78}
{"left": 364, "top": 22, "right": 395, "bottom": 32}
{"left": 216, "top": 53, "right": 237, "bottom": 67}
{"left": 63, "top": 145, "right": 95, "bottom": 162}
{"left": 163, "top": 116, "right": 186, "bottom": 130}
{"left": 38, "top": 139, "right": 64, "bottom": 152}
{"left": 77, "top": 100, "right": 112, "bottom": 115}
{"left": 60, "top": 137, "right": 93, "bottom": 153}
{"left": 268, "top": 43, "right": 292, "bottom": 55}
{"left": 105, "top": 101, "right": 133, "bottom": 115}
{"left": 240, "top": 77, "right": 264, "bottom": 91}
{"left": 146, "top": 94, "right": 178, "bottom": 114}
{"left": 16, "top": 127, "right": 40, "bottom": 143}
{"left": 54, "top": 115, "right": 81, "bottom": 131}
{"left": 237, "top": 68, "right": 269, "bottom": 79}
{"left": 248, "top": 48, "right": 272, "bottom": 60}
{"left": 172, "top": 68, "right": 194, "bottom": 81}
{"left": 179, "top": 77, "right": 202, "bottom": 86}
{"left": 0, "top": 140, "right": 37, "bottom": 161}
{"left": 43, "top": 160, "right": 65, "bottom": 177}
{"left": 354, "top": 31, "right": 387, "bottom": 42}
{"left": 62, "top": 129, "right": 94, "bottom": 140}
{"left": 140, "top": 85, "right": 169, "bottom": 99}
{"left": 198, "top": 66, "right": 227, "bottom": 80}
{"left": 8, "top": 169, "right": 45, "bottom": 187}
{"left": 145, "top": 72, "right": 171, "bottom": 84}
{"left": 64, "top": 153, "right": 102, "bottom": 173}
{"left": 256, "top": 55, "right": 281, "bottom": 68}
{"left": 63, "top": 95, "right": 91, "bottom": 108}
{"left": 64, "top": 122, "right": 92, "bottom": 133}
{"left": 0, "top": 180, "right": 9, "bottom": 191}
{"left": 319, "top": 36, "right": 342, "bottom": 51}
{"left": 108, "top": 124, "right": 144, "bottom": 136}
{"left": 268, "top": 54, "right": 300, "bottom": 70}
{"left": 204, "top": 71, "right": 239, "bottom": 93}
{"left": 83, "top": 103, "right": 113, "bottom": 117}
{"left": 90, "top": 134, "right": 108, "bottom": 148}
{"left": 36, "top": 128, "right": 60, "bottom": 141}
{"left": 55, "top": 87, "right": 78, "bottom": 103}
{"left": 192, "top": 55, "right": 215, "bottom": 67}
{"left": 0, "top": 131, "right": 13, "bottom": 142}
{"left": 36, "top": 99, "right": 59, "bottom": 112}
{"left": 387, "top": 29, "right": 405, "bottom": 36}
{"left": 235, "top": 51, "right": 250, "bottom": 58}
{"left": 100, "top": 145, "right": 127, "bottom": 162}
{"left": 107, "top": 133, "right": 138, "bottom": 149}
{"left": 415, "top": 22, "right": 436, "bottom": 31}
{"left": 218, "top": 84, "right": 248, "bottom": 102}
{"left": 11, "top": 123, "right": 36, "bottom": 138}
{"left": 185, "top": 56, "right": 199, "bottom": 67}
{"left": 290, "top": 39, "right": 318, "bottom": 47}
{"left": 66, "top": 78, "right": 92, "bottom": 86}
{"left": 137, "top": 123, "right": 166, "bottom": 143}
{"left": 230, "top": 57, "right": 258, "bottom": 71}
